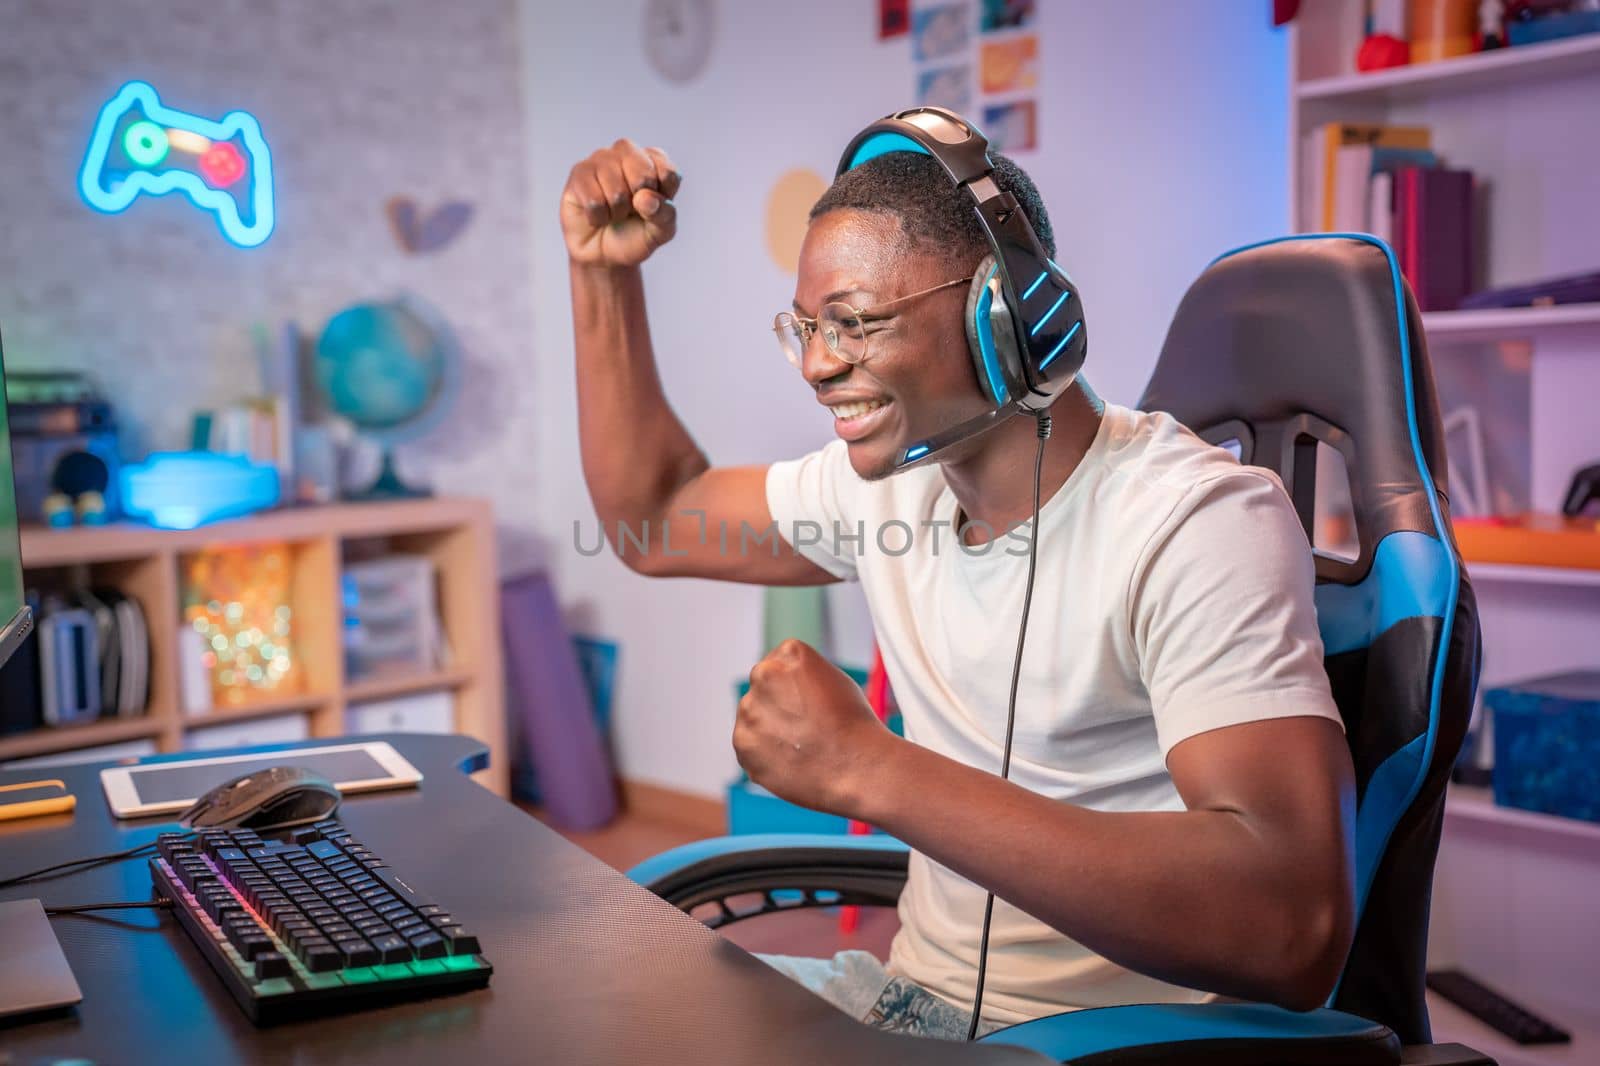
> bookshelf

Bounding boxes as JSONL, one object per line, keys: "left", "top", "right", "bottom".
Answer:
{"left": 1422, "top": 303, "right": 1600, "bottom": 343}
{"left": 1297, "top": 29, "right": 1600, "bottom": 103}
{"left": 1291, "top": 10, "right": 1600, "bottom": 1052}
{"left": 1, "top": 497, "right": 508, "bottom": 797}
{"left": 1445, "top": 785, "right": 1600, "bottom": 849}
{"left": 1290, "top": 7, "right": 1600, "bottom": 572}
{"left": 1466, "top": 561, "right": 1600, "bottom": 589}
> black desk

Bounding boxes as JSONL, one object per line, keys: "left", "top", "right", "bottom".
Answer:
{"left": 0, "top": 733, "right": 1047, "bottom": 1065}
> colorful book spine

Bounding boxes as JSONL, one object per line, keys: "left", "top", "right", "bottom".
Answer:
{"left": 1395, "top": 167, "right": 1474, "bottom": 311}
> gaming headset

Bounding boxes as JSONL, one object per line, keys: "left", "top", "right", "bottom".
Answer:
{"left": 835, "top": 106, "right": 1087, "bottom": 470}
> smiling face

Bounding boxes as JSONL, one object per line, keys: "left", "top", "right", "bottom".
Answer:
{"left": 793, "top": 209, "right": 991, "bottom": 480}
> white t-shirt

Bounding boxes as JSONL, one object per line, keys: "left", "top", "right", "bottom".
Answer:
{"left": 764, "top": 401, "right": 1342, "bottom": 1026}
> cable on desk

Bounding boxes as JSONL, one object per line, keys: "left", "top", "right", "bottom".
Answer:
{"left": 44, "top": 898, "right": 174, "bottom": 916}
{"left": 0, "top": 831, "right": 189, "bottom": 890}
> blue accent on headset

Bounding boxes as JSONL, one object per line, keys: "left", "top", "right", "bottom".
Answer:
{"left": 1021, "top": 270, "right": 1049, "bottom": 301}
{"left": 903, "top": 443, "right": 931, "bottom": 462}
{"left": 844, "top": 132, "right": 932, "bottom": 171}
{"left": 1210, "top": 232, "right": 1460, "bottom": 1011}
{"left": 1039, "top": 320, "right": 1081, "bottom": 370}
{"left": 972, "top": 263, "right": 1010, "bottom": 403}
{"left": 1030, "top": 290, "right": 1071, "bottom": 337}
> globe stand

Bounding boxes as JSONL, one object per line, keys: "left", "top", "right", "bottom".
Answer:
{"left": 350, "top": 447, "right": 429, "bottom": 500}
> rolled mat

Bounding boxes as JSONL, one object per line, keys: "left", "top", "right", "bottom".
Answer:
{"left": 501, "top": 570, "right": 618, "bottom": 830}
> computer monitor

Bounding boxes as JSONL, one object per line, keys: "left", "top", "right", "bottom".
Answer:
{"left": 0, "top": 329, "right": 32, "bottom": 669}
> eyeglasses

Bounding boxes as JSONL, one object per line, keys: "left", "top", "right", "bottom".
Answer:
{"left": 773, "top": 277, "right": 969, "bottom": 368}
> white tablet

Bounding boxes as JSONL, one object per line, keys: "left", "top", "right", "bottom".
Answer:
{"left": 100, "top": 741, "right": 423, "bottom": 820}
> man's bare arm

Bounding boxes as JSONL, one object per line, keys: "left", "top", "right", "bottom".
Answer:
{"left": 564, "top": 141, "right": 834, "bottom": 585}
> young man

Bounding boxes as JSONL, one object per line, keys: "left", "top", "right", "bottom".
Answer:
{"left": 561, "top": 133, "right": 1356, "bottom": 1040}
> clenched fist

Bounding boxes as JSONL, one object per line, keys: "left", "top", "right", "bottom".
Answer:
{"left": 733, "top": 639, "right": 898, "bottom": 818}
{"left": 560, "top": 138, "right": 681, "bottom": 267}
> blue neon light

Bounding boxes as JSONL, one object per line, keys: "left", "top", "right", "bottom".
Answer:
{"left": 1030, "top": 290, "right": 1071, "bottom": 337}
{"left": 120, "top": 451, "right": 280, "bottom": 530}
{"left": 903, "top": 443, "right": 931, "bottom": 462}
{"left": 1040, "top": 320, "right": 1082, "bottom": 369}
{"left": 79, "top": 81, "right": 275, "bottom": 248}
{"left": 1021, "top": 271, "right": 1049, "bottom": 301}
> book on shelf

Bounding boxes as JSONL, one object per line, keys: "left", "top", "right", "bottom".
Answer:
{"left": 1329, "top": 143, "right": 1437, "bottom": 232}
{"left": 196, "top": 398, "right": 292, "bottom": 475}
{"left": 1301, "top": 122, "right": 1431, "bottom": 232}
{"left": 1394, "top": 166, "right": 1474, "bottom": 312}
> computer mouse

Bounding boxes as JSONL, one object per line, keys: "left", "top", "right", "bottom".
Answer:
{"left": 181, "top": 765, "right": 342, "bottom": 830}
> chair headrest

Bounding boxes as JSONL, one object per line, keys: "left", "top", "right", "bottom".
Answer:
{"left": 1139, "top": 235, "right": 1449, "bottom": 584}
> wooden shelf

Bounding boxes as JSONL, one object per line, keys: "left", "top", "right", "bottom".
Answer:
{"left": 1297, "top": 33, "right": 1600, "bottom": 105}
{"left": 1455, "top": 516, "right": 1600, "bottom": 572}
{"left": 0, "top": 716, "right": 165, "bottom": 762}
{"left": 346, "top": 668, "right": 472, "bottom": 705}
{"left": 184, "top": 692, "right": 330, "bottom": 725}
{"left": 1424, "top": 303, "right": 1600, "bottom": 343}
{"left": 19, "top": 497, "right": 491, "bottom": 569}
{"left": 1467, "top": 562, "right": 1600, "bottom": 589}
{"left": 1446, "top": 785, "right": 1600, "bottom": 849}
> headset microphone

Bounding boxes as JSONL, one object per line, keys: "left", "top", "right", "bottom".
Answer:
{"left": 834, "top": 107, "right": 1087, "bottom": 471}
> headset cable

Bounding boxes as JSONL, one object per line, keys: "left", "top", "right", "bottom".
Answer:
{"left": 968, "top": 409, "right": 1052, "bottom": 1041}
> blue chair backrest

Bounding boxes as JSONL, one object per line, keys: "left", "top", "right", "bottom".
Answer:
{"left": 1139, "top": 235, "right": 1482, "bottom": 1044}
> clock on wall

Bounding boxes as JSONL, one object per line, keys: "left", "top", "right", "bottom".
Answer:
{"left": 642, "top": 0, "right": 715, "bottom": 84}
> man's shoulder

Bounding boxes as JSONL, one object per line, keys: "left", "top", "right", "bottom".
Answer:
{"left": 1099, "top": 404, "right": 1286, "bottom": 505}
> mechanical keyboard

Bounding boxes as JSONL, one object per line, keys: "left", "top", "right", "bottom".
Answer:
{"left": 152, "top": 819, "right": 491, "bottom": 1024}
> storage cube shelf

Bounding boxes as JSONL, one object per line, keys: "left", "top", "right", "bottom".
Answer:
{"left": 2, "top": 498, "right": 506, "bottom": 796}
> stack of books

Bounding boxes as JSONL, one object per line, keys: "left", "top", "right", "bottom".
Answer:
{"left": 1301, "top": 121, "right": 1475, "bottom": 311}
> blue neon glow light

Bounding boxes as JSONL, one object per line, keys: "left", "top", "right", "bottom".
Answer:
{"left": 1021, "top": 270, "right": 1049, "bottom": 301}
{"left": 903, "top": 443, "right": 931, "bottom": 462}
{"left": 79, "top": 81, "right": 275, "bottom": 248}
{"left": 1040, "top": 320, "right": 1081, "bottom": 369}
{"left": 120, "top": 451, "right": 280, "bottom": 530}
{"left": 1030, "top": 290, "right": 1071, "bottom": 337}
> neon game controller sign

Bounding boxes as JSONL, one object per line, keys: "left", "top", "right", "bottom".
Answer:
{"left": 79, "top": 81, "right": 275, "bottom": 248}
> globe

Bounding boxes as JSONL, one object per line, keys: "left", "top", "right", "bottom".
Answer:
{"left": 313, "top": 297, "right": 457, "bottom": 497}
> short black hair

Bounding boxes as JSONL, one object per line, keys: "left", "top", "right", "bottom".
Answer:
{"left": 809, "top": 151, "right": 1056, "bottom": 272}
